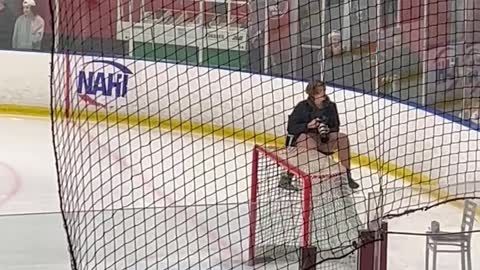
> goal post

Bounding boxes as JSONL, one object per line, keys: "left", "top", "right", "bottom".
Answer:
{"left": 248, "top": 144, "right": 388, "bottom": 269}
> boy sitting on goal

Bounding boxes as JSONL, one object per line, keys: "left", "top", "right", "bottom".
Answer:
{"left": 279, "top": 80, "right": 360, "bottom": 190}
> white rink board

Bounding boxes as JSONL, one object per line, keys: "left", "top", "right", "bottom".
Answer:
{"left": 0, "top": 51, "right": 479, "bottom": 197}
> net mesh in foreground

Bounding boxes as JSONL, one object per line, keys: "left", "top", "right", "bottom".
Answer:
{"left": 48, "top": 0, "right": 480, "bottom": 269}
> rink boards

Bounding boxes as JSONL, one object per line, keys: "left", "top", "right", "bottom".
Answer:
{"left": 0, "top": 50, "right": 479, "bottom": 214}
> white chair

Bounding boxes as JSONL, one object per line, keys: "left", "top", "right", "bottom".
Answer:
{"left": 425, "top": 200, "right": 477, "bottom": 270}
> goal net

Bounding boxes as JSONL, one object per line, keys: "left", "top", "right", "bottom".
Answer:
{"left": 249, "top": 145, "right": 366, "bottom": 269}
{"left": 48, "top": 0, "right": 480, "bottom": 269}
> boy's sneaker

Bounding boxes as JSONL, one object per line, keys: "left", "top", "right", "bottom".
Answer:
{"left": 346, "top": 170, "right": 360, "bottom": 189}
{"left": 278, "top": 173, "right": 299, "bottom": 191}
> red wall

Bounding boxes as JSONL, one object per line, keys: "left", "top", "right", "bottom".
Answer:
{"left": 268, "top": 0, "right": 291, "bottom": 58}
{"left": 399, "top": 0, "right": 448, "bottom": 52}
{"left": 29, "top": 0, "right": 453, "bottom": 55}
{"left": 58, "top": 0, "right": 118, "bottom": 39}
{"left": 57, "top": 0, "right": 248, "bottom": 39}
{"left": 425, "top": 0, "right": 448, "bottom": 49}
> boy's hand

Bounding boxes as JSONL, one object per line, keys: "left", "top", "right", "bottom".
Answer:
{"left": 307, "top": 119, "right": 320, "bottom": 129}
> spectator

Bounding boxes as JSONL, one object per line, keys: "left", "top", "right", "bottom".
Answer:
{"left": 12, "top": 0, "right": 44, "bottom": 50}
{"left": 279, "top": 80, "right": 360, "bottom": 190}
{"left": 0, "top": 0, "right": 16, "bottom": 49}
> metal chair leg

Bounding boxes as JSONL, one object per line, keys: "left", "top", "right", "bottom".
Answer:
{"left": 432, "top": 244, "right": 437, "bottom": 270}
{"left": 467, "top": 242, "right": 472, "bottom": 270}
{"left": 425, "top": 238, "right": 429, "bottom": 270}
{"left": 461, "top": 243, "right": 466, "bottom": 270}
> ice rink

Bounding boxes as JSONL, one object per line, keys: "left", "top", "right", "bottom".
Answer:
{"left": 0, "top": 115, "right": 478, "bottom": 270}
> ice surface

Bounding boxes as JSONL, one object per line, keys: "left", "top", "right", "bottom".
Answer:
{"left": 0, "top": 116, "right": 478, "bottom": 270}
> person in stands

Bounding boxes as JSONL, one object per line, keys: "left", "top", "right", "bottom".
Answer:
{"left": 12, "top": 0, "right": 44, "bottom": 50}
{"left": 279, "top": 80, "right": 360, "bottom": 190}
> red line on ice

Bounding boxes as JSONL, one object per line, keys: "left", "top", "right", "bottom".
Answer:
{"left": 83, "top": 127, "right": 243, "bottom": 264}
{"left": 0, "top": 161, "right": 22, "bottom": 209}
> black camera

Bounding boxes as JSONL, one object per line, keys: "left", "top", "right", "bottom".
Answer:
{"left": 316, "top": 117, "right": 330, "bottom": 143}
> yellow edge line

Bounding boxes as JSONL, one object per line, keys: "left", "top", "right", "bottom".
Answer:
{"left": 2, "top": 104, "right": 479, "bottom": 219}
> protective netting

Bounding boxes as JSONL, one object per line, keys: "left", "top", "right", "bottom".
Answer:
{"left": 48, "top": 0, "right": 480, "bottom": 269}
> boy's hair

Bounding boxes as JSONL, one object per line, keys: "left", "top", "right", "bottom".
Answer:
{"left": 305, "top": 80, "right": 326, "bottom": 97}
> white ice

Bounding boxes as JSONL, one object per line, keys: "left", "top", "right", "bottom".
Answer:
{"left": 0, "top": 116, "right": 478, "bottom": 270}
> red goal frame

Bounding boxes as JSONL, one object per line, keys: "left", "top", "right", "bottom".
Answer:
{"left": 249, "top": 144, "right": 314, "bottom": 260}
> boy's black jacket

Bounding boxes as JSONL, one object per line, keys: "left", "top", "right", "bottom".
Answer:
{"left": 287, "top": 97, "right": 340, "bottom": 143}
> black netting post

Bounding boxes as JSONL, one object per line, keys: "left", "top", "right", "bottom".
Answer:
{"left": 299, "top": 246, "right": 317, "bottom": 270}
{"left": 358, "top": 222, "right": 388, "bottom": 270}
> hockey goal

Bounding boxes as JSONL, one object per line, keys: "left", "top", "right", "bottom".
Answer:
{"left": 248, "top": 145, "right": 387, "bottom": 270}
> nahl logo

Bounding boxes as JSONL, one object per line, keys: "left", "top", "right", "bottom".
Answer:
{"left": 77, "top": 60, "right": 133, "bottom": 107}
